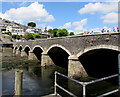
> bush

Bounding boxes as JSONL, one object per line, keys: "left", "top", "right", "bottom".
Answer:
{"left": 69, "top": 32, "right": 74, "bottom": 36}
{"left": 12, "top": 35, "right": 22, "bottom": 40}
{"left": 2, "top": 32, "right": 12, "bottom": 36}
{"left": 56, "top": 29, "right": 69, "bottom": 37}
{"left": 23, "top": 33, "right": 42, "bottom": 40}
{"left": 24, "top": 33, "right": 35, "bottom": 40}
{"left": 48, "top": 28, "right": 58, "bottom": 37}
{"left": 33, "top": 33, "right": 41, "bottom": 38}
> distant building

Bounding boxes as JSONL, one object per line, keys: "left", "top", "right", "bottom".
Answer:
{"left": 26, "top": 27, "right": 41, "bottom": 33}
{"left": 41, "top": 27, "right": 53, "bottom": 38}
{"left": 0, "top": 18, "right": 43, "bottom": 36}
{"left": 5, "top": 25, "right": 25, "bottom": 35}
{"left": 0, "top": 18, "right": 28, "bottom": 35}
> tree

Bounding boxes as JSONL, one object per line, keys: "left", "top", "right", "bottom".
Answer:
{"left": 23, "top": 33, "right": 42, "bottom": 40}
{"left": 34, "top": 33, "right": 41, "bottom": 38}
{"left": 69, "top": 32, "right": 74, "bottom": 36}
{"left": 48, "top": 28, "right": 70, "bottom": 37}
{"left": 48, "top": 28, "right": 58, "bottom": 37}
{"left": 56, "top": 29, "right": 69, "bottom": 37}
{"left": 16, "top": 35, "right": 21, "bottom": 40}
{"left": 23, "top": 33, "right": 35, "bottom": 40}
{"left": 28, "top": 22, "right": 36, "bottom": 27}
{"left": 12, "top": 35, "right": 17, "bottom": 39}
{"left": 12, "top": 35, "right": 22, "bottom": 40}
{"left": 48, "top": 29, "right": 53, "bottom": 34}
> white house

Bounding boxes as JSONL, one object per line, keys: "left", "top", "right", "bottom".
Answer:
{"left": 0, "top": 18, "right": 42, "bottom": 35}
{"left": 26, "top": 27, "right": 41, "bottom": 33}
{"left": 0, "top": 18, "right": 28, "bottom": 35}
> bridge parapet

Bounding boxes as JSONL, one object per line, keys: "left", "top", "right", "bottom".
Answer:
{"left": 13, "top": 32, "right": 120, "bottom": 56}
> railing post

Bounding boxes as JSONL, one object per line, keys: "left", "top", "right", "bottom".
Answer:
{"left": 54, "top": 72, "right": 57, "bottom": 95}
{"left": 14, "top": 69, "right": 23, "bottom": 96}
{"left": 83, "top": 84, "right": 86, "bottom": 97}
{"left": 118, "top": 54, "right": 120, "bottom": 93}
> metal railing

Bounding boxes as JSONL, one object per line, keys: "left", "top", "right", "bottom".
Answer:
{"left": 54, "top": 71, "right": 119, "bottom": 97}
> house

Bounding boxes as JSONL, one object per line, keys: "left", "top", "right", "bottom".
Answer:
{"left": 0, "top": 18, "right": 28, "bottom": 35}
{"left": 0, "top": 18, "right": 42, "bottom": 36}
{"left": 26, "top": 27, "right": 42, "bottom": 33}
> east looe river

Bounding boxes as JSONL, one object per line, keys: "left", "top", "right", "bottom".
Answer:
{"left": 1, "top": 48, "right": 119, "bottom": 97}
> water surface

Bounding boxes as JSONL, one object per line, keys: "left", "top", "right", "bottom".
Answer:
{"left": 1, "top": 48, "right": 119, "bottom": 97}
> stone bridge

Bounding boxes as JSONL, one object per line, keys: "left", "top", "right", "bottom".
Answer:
{"left": 13, "top": 32, "right": 120, "bottom": 78}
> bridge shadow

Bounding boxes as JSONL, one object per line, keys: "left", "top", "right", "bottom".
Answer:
{"left": 33, "top": 47, "right": 43, "bottom": 62}
{"left": 79, "top": 49, "right": 119, "bottom": 79}
{"left": 48, "top": 47, "right": 69, "bottom": 69}
{"left": 24, "top": 46, "right": 31, "bottom": 55}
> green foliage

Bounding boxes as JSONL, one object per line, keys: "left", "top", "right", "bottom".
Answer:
{"left": 2, "top": 32, "right": 12, "bottom": 36}
{"left": 12, "top": 35, "right": 22, "bottom": 40}
{"left": 69, "top": 32, "right": 74, "bottom": 36}
{"left": 16, "top": 35, "right": 21, "bottom": 40}
{"left": 48, "top": 28, "right": 58, "bottom": 37}
{"left": 12, "top": 35, "right": 16, "bottom": 39}
{"left": 56, "top": 29, "right": 69, "bottom": 37}
{"left": 23, "top": 33, "right": 41, "bottom": 40}
{"left": 28, "top": 22, "right": 36, "bottom": 27}
{"left": 12, "top": 33, "right": 41, "bottom": 40}
{"left": 33, "top": 33, "right": 41, "bottom": 38}
{"left": 78, "top": 33, "right": 84, "bottom": 35}
{"left": 48, "top": 29, "right": 53, "bottom": 34}
{"left": 23, "top": 33, "right": 35, "bottom": 40}
{"left": 94, "top": 32, "right": 101, "bottom": 34}
{"left": 48, "top": 28, "right": 76, "bottom": 37}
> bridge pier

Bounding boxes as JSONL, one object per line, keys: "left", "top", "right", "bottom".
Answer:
{"left": 21, "top": 50, "right": 28, "bottom": 57}
{"left": 16, "top": 50, "right": 21, "bottom": 55}
{"left": 28, "top": 51, "right": 38, "bottom": 60}
{"left": 68, "top": 55, "right": 88, "bottom": 78}
{"left": 41, "top": 52, "right": 54, "bottom": 66}
{"left": 13, "top": 49, "right": 16, "bottom": 54}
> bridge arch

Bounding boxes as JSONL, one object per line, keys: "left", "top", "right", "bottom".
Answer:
{"left": 46, "top": 44, "right": 71, "bottom": 56}
{"left": 31, "top": 45, "right": 44, "bottom": 61}
{"left": 46, "top": 44, "right": 71, "bottom": 69}
{"left": 77, "top": 45, "right": 119, "bottom": 57}
{"left": 18, "top": 45, "right": 23, "bottom": 52}
{"left": 14, "top": 45, "right": 18, "bottom": 50}
{"left": 23, "top": 45, "right": 31, "bottom": 55}
{"left": 77, "top": 45, "right": 120, "bottom": 78}
{"left": 23, "top": 45, "right": 32, "bottom": 51}
{"left": 31, "top": 45, "right": 44, "bottom": 52}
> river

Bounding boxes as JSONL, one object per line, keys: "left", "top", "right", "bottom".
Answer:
{"left": 1, "top": 47, "right": 119, "bottom": 97}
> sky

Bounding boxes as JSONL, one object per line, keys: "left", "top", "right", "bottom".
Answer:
{"left": 0, "top": 1, "right": 119, "bottom": 34}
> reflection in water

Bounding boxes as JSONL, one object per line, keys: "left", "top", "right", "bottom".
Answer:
{"left": 2, "top": 48, "right": 67, "bottom": 96}
{"left": 2, "top": 48, "right": 119, "bottom": 97}
{"left": 2, "top": 66, "right": 67, "bottom": 96}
